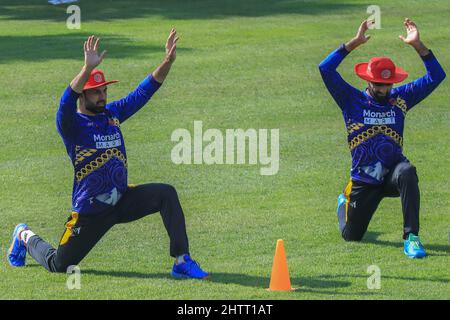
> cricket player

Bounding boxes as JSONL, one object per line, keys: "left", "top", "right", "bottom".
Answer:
{"left": 319, "top": 19, "right": 446, "bottom": 258}
{"left": 8, "top": 30, "right": 209, "bottom": 278}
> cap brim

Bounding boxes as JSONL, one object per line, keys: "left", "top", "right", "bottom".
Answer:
{"left": 354, "top": 63, "right": 408, "bottom": 84}
{"left": 83, "top": 80, "right": 119, "bottom": 91}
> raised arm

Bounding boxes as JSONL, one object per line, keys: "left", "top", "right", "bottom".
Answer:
{"left": 57, "top": 36, "right": 105, "bottom": 141}
{"left": 71, "top": 35, "right": 107, "bottom": 93}
{"left": 394, "top": 18, "right": 446, "bottom": 109}
{"left": 152, "top": 28, "right": 178, "bottom": 83}
{"left": 318, "top": 20, "right": 373, "bottom": 110}
{"left": 107, "top": 29, "right": 179, "bottom": 123}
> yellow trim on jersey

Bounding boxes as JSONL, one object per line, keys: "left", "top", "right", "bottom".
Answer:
{"left": 347, "top": 122, "right": 365, "bottom": 134}
{"left": 348, "top": 125, "right": 403, "bottom": 151}
{"left": 395, "top": 96, "right": 408, "bottom": 115}
{"left": 75, "top": 148, "right": 98, "bottom": 165}
{"left": 60, "top": 212, "right": 79, "bottom": 246}
{"left": 75, "top": 148, "right": 127, "bottom": 183}
{"left": 344, "top": 180, "right": 353, "bottom": 223}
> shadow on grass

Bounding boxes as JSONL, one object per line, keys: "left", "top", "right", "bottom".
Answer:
{"left": 82, "top": 269, "right": 349, "bottom": 288}
{"left": 0, "top": 0, "right": 359, "bottom": 22}
{"left": 210, "top": 273, "right": 379, "bottom": 296}
{"left": 317, "top": 273, "right": 450, "bottom": 285}
{"left": 364, "top": 231, "right": 450, "bottom": 257}
{"left": 82, "top": 269, "right": 379, "bottom": 296}
{"left": 0, "top": 33, "right": 192, "bottom": 63}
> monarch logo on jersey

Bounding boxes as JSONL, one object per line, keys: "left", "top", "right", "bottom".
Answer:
{"left": 93, "top": 132, "right": 122, "bottom": 149}
{"left": 363, "top": 109, "right": 396, "bottom": 125}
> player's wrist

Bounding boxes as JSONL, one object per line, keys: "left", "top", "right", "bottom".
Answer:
{"left": 83, "top": 64, "right": 95, "bottom": 73}
{"left": 345, "top": 37, "right": 361, "bottom": 52}
{"left": 412, "top": 41, "right": 429, "bottom": 56}
{"left": 163, "top": 55, "right": 175, "bottom": 65}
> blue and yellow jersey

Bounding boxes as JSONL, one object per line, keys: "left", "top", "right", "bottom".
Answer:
{"left": 319, "top": 45, "right": 446, "bottom": 184}
{"left": 56, "top": 75, "right": 161, "bottom": 214}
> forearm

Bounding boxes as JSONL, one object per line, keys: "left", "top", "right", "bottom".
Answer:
{"left": 152, "top": 59, "right": 173, "bottom": 84}
{"left": 411, "top": 41, "right": 430, "bottom": 57}
{"left": 107, "top": 75, "right": 162, "bottom": 123}
{"left": 70, "top": 65, "right": 94, "bottom": 94}
{"left": 344, "top": 37, "right": 363, "bottom": 53}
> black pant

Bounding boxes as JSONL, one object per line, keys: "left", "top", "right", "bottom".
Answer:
{"left": 27, "top": 183, "right": 190, "bottom": 273}
{"left": 338, "top": 162, "right": 420, "bottom": 241}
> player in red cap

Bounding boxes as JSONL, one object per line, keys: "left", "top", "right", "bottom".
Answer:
{"left": 319, "top": 18, "right": 446, "bottom": 258}
{"left": 8, "top": 31, "right": 209, "bottom": 279}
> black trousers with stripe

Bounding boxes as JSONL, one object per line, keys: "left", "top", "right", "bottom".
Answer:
{"left": 338, "top": 161, "right": 420, "bottom": 241}
{"left": 27, "top": 183, "right": 190, "bottom": 273}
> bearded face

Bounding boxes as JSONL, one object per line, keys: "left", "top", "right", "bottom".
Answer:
{"left": 81, "top": 85, "right": 108, "bottom": 114}
{"left": 367, "top": 82, "right": 393, "bottom": 103}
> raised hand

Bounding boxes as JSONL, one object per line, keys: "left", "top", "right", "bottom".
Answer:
{"left": 70, "top": 36, "right": 107, "bottom": 93}
{"left": 165, "top": 28, "right": 179, "bottom": 63}
{"left": 152, "top": 28, "right": 179, "bottom": 83}
{"left": 345, "top": 19, "right": 375, "bottom": 52}
{"left": 399, "top": 18, "right": 420, "bottom": 46}
{"left": 84, "top": 35, "right": 107, "bottom": 70}
{"left": 354, "top": 19, "right": 374, "bottom": 45}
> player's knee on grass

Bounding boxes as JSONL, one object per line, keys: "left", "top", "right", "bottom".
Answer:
{"left": 42, "top": 260, "right": 67, "bottom": 273}
{"left": 53, "top": 265, "right": 68, "bottom": 273}
{"left": 52, "top": 256, "right": 81, "bottom": 274}
{"left": 51, "top": 260, "right": 72, "bottom": 273}
{"left": 342, "top": 228, "right": 364, "bottom": 242}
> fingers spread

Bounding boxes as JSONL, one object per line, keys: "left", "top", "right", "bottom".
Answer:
{"left": 404, "top": 18, "right": 417, "bottom": 31}
{"left": 167, "top": 29, "right": 177, "bottom": 43}
{"left": 87, "top": 35, "right": 93, "bottom": 50}
{"left": 358, "top": 19, "right": 372, "bottom": 35}
{"left": 169, "top": 44, "right": 176, "bottom": 57}
{"left": 94, "top": 38, "right": 100, "bottom": 51}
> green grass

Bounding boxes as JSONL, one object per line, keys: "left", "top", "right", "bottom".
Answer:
{"left": 0, "top": 0, "right": 449, "bottom": 300}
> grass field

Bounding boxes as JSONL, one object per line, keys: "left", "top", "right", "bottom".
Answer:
{"left": 0, "top": 0, "right": 449, "bottom": 300}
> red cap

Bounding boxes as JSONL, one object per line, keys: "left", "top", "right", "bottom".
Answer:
{"left": 83, "top": 69, "right": 119, "bottom": 91}
{"left": 355, "top": 57, "right": 408, "bottom": 84}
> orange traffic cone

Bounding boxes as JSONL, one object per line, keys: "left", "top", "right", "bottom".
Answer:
{"left": 268, "top": 239, "right": 296, "bottom": 291}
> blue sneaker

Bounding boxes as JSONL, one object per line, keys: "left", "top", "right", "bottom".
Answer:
{"left": 8, "top": 223, "right": 29, "bottom": 267}
{"left": 404, "top": 233, "right": 426, "bottom": 259}
{"left": 171, "top": 255, "right": 209, "bottom": 279}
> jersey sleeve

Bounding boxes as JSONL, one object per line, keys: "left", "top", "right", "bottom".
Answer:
{"left": 56, "top": 85, "right": 80, "bottom": 143}
{"left": 106, "top": 74, "right": 162, "bottom": 123}
{"left": 393, "top": 50, "right": 446, "bottom": 111}
{"left": 318, "top": 44, "right": 362, "bottom": 112}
